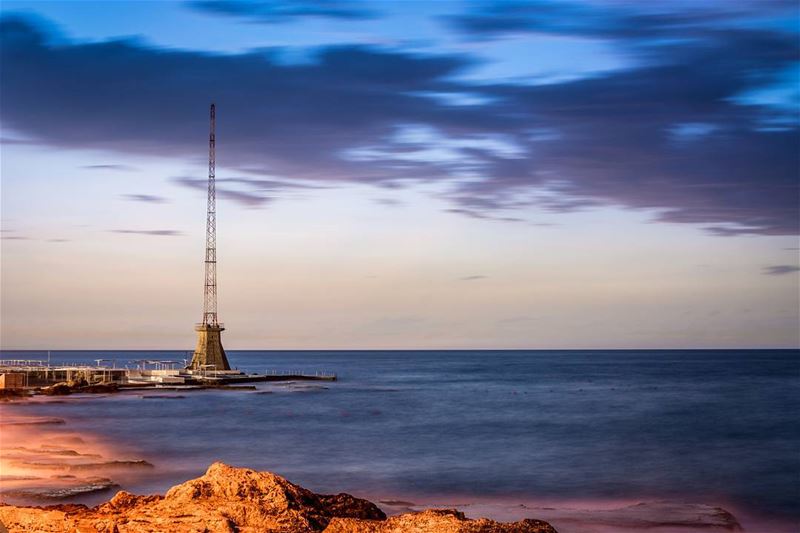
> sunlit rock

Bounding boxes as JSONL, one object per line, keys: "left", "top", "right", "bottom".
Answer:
{"left": 0, "top": 463, "right": 558, "bottom": 532}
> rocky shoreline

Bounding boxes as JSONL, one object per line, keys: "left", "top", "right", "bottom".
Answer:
{"left": 0, "top": 462, "right": 558, "bottom": 532}
{"left": 0, "top": 396, "right": 751, "bottom": 532}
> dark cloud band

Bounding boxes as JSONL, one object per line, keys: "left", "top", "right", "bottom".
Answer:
{"left": 1, "top": 8, "right": 797, "bottom": 235}
{"left": 189, "top": 0, "right": 378, "bottom": 23}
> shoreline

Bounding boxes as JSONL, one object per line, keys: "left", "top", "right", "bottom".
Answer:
{"left": 1, "top": 384, "right": 797, "bottom": 532}
{"left": 2, "top": 460, "right": 779, "bottom": 533}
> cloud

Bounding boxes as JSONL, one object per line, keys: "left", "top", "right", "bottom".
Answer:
{"left": 763, "top": 265, "right": 800, "bottom": 276}
{"left": 188, "top": 0, "right": 378, "bottom": 23}
{"left": 460, "top": 275, "right": 487, "bottom": 281}
{"left": 83, "top": 164, "right": 136, "bottom": 171}
{"left": 445, "top": 208, "right": 523, "bottom": 223}
{"left": 175, "top": 177, "right": 270, "bottom": 207}
{"left": 171, "top": 176, "right": 322, "bottom": 207}
{"left": 374, "top": 198, "right": 403, "bottom": 207}
{"left": 110, "top": 229, "right": 183, "bottom": 236}
{"left": 1, "top": 11, "right": 797, "bottom": 235}
{"left": 448, "top": 0, "right": 616, "bottom": 39}
{"left": 447, "top": 0, "right": 796, "bottom": 40}
{"left": 0, "top": 137, "right": 37, "bottom": 145}
{"left": 121, "top": 193, "right": 168, "bottom": 203}
{"left": 0, "top": 229, "right": 69, "bottom": 242}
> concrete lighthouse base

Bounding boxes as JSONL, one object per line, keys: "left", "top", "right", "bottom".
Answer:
{"left": 189, "top": 323, "right": 231, "bottom": 371}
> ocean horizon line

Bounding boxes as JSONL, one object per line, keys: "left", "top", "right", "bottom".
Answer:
{"left": 1, "top": 347, "right": 798, "bottom": 353}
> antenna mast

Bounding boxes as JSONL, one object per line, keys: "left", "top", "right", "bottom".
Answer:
{"left": 202, "top": 103, "right": 218, "bottom": 326}
{"left": 189, "top": 103, "right": 230, "bottom": 371}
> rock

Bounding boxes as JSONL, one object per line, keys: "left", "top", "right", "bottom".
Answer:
{"left": 526, "top": 501, "right": 743, "bottom": 532}
{"left": 318, "top": 493, "right": 386, "bottom": 521}
{"left": 1, "top": 478, "right": 119, "bottom": 500}
{"left": 157, "top": 462, "right": 381, "bottom": 531}
{"left": 203, "top": 384, "right": 257, "bottom": 390}
{"left": 0, "top": 389, "right": 31, "bottom": 400}
{"left": 325, "top": 509, "right": 558, "bottom": 532}
{"left": 0, "top": 463, "right": 557, "bottom": 533}
{"left": 13, "top": 460, "right": 154, "bottom": 472}
{"left": 11, "top": 446, "right": 99, "bottom": 457}
{"left": 40, "top": 383, "right": 73, "bottom": 396}
{"left": 68, "top": 460, "right": 154, "bottom": 472}
{"left": 40, "top": 381, "right": 118, "bottom": 395}
{"left": 0, "top": 417, "right": 65, "bottom": 426}
{"left": 78, "top": 383, "right": 119, "bottom": 394}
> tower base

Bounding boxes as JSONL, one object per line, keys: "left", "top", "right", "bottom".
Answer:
{"left": 188, "top": 323, "right": 231, "bottom": 371}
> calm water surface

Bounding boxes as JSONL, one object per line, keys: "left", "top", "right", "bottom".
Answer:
{"left": 2, "top": 350, "right": 798, "bottom": 527}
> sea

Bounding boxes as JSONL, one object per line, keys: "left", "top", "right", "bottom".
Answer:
{"left": 1, "top": 349, "right": 798, "bottom": 532}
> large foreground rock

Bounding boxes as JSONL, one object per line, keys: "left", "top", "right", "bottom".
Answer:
{"left": 0, "top": 462, "right": 558, "bottom": 533}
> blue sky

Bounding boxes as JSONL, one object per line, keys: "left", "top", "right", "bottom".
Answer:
{"left": 1, "top": 0, "right": 798, "bottom": 349}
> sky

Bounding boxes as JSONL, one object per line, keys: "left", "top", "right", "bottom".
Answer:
{"left": 1, "top": 0, "right": 798, "bottom": 350}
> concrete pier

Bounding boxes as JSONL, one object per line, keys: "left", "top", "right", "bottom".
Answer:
{"left": 0, "top": 360, "right": 128, "bottom": 388}
{"left": 0, "top": 359, "right": 336, "bottom": 391}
